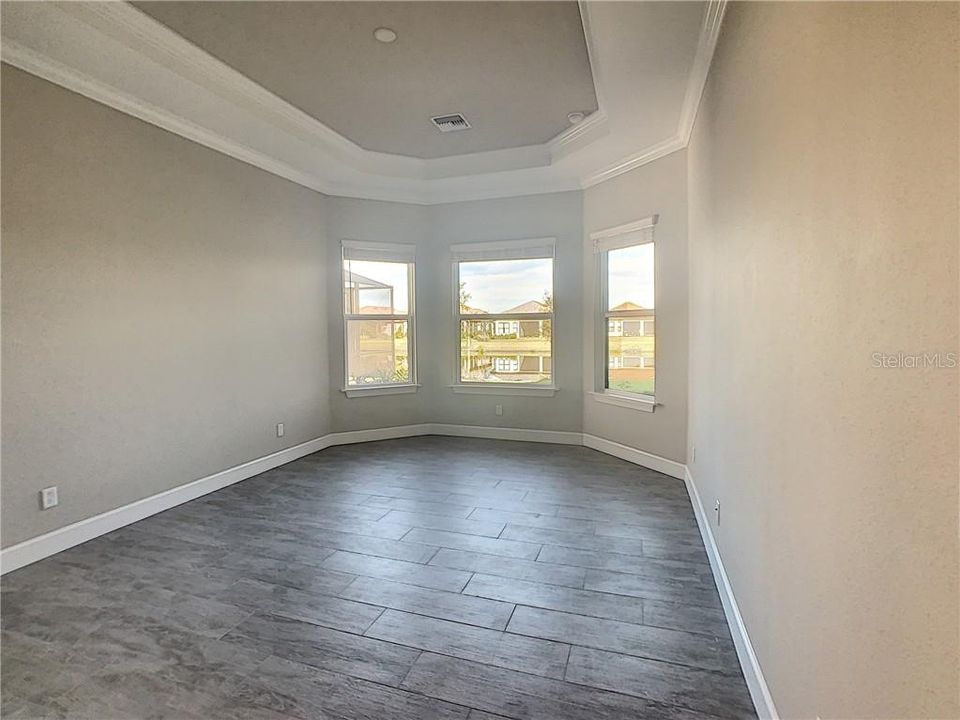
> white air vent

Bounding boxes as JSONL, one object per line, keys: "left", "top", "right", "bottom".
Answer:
{"left": 431, "top": 113, "right": 471, "bottom": 133}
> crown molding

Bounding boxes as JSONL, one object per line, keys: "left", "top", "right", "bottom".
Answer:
{"left": 1, "top": 0, "right": 726, "bottom": 204}
{"left": 581, "top": 134, "right": 687, "bottom": 188}
{"left": 678, "top": 0, "right": 728, "bottom": 145}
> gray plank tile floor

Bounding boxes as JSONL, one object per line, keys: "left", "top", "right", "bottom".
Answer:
{"left": 1, "top": 436, "right": 755, "bottom": 719}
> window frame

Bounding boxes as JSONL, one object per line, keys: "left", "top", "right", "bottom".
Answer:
{"left": 341, "top": 241, "right": 418, "bottom": 398}
{"left": 451, "top": 238, "right": 557, "bottom": 396}
{"left": 590, "top": 217, "right": 658, "bottom": 412}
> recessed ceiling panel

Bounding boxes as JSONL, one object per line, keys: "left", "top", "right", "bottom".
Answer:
{"left": 134, "top": 1, "right": 599, "bottom": 159}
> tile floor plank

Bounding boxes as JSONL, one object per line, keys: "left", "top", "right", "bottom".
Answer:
{"left": 365, "top": 609, "right": 570, "bottom": 679}
{"left": 565, "top": 646, "right": 755, "bottom": 719}
{"left": 506, "top": 606, "right": 738, "bottom": 673}
{"left": 429, "top": 548, "right": 586, "bottom": 589}
{"left": 340, "top": 576, "right": 516, "bottom": 630}
{"left": 322, "top": 550, "right": 472, "bottom": 592}
{"left": 463, "top": 574, "right": 645, "bottom": 625}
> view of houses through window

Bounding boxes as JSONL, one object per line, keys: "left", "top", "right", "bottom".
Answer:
{"left": 343, "top": 257, "right": 413, "bottom": 386}
{"left": 458, "top": 257, "right": 554, "bottom": 384}
{"left": 604, "top": 242, "right": 655, "bottom": 396}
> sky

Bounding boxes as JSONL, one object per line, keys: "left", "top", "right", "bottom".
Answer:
{"left": 459, "top": 258, "right": 552, "bottom": 313}
{"left": 345, "top": 248, "right": 654, "bottom": 315}
{"left": 608, "top": 243, "right": 654, "bottom": 309}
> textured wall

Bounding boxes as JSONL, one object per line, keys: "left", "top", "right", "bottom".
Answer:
{"left": 325, "top": 196, "right": 431, "bottom": 432}
{"left": 686, "top": 3, "right": 959, "bottom": 717}
{"left": 424, "top": 192, "right": 585, "bottom": 432}
{"left": 582, "top": 150, "right": 689, "bottom": 463}
{"left": 1, "top": 66, "right": 332, "bottom": 548}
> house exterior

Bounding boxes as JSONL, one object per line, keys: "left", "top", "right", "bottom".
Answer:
{"left": 460, "top": 299, "right": 552, "bottom": 382}
{"left": 606, "top": 301, "right": 655, "bottom": 393}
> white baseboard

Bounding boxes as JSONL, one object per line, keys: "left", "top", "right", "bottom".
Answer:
{"left": 0, "top": 422, "right": 767, "bottom": 720}
{"left": 0, "top": 435, "right": 333, "bottom": 575}
{"left": 684, "top": 466, "right": 778, "bottom": 720}
{"left": 0, "top": 424, "right": 679, "bottom": 576}
{"left": 325, "top": 424, "right": 434, "bottom": 446}
{"left": 0, "top": 423, "right": 577, "bottom": 574}
{"left": 582, "top": 434, "right": 686, "bottom": 479}
{"left": 429, "top": 423, "right": 583, "bottom": 445}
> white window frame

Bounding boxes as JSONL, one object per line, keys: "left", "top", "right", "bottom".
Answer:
{"left": 451, "top": 238, "right": 556, "bottom": 397}
{"left": 341, "top": 240, "right": 419, "bottom": 398}
{"left": 589, "top": 216, "right": 658, "bottom": 413}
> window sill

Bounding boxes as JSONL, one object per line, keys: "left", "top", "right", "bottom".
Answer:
{"left": 450, "top": 384, "right": 557, "bottom": 397}
{"left": 589, "top": 391, "right": 656, "bottom": 412}
{"left": 342, "top": 384, "right": 420, "bottom": 398}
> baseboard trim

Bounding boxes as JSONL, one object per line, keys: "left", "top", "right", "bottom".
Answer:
{"left": 429, "top": 423, "right": 583, "bottom": 445}
{"left": 325, "top": 424, "right": 435, "bottom": 446}
{"left": 582, "top": 434, "right": 685, "bottom": 479}
{"left": 0, "top": 435, "right": 333, "bottom": 575}
{"left": 684, "top": 466, "right": 778, "bottom": 720}
{"left": 1, "top": 424, "right": 679, "bottom": 574}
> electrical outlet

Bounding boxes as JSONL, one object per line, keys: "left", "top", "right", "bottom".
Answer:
{"left": 714, "top": 499, "right": 721, "bottom": 526}
{"left": 276, "top": 423, "right": 285, "bottom": 438}
{"left": 40, "top": 486, "right": 58, "bottom": 510}
{"left": 495, "top": 404, "right": 503, "bottom": 416}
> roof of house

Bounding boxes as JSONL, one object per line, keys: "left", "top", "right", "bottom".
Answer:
{"left": 503, "top": 300, "right": 549, "bottom": 314}
{"left": 460, "top": 305, "right": 489, "bottom": 315}
{"left": 610, "top": 301, "right": 647, "bottom": 311}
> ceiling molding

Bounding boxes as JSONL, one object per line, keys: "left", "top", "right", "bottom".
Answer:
{"left": 1, "top": 1, "right": 727, "bottom": 204}
{"left": 581, "top": 134, "right": 686, "bottom": 189}
{"left": 678, "top": 0, "right": 728, "bottom": 145}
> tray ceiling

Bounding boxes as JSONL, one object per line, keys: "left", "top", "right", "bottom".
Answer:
{"left": 134, "top": 1, "right": 599, "bottom": 159}
{"left": 0, "top": 1, "right": 722, "bottom": 204}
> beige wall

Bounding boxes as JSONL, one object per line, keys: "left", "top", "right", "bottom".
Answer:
{"left": 325, "top": 192, "right": 585, "bottom": 434}
{"left": 687, "top": 3, "right": 959, "bottom": 718}
{"left": 326, "top": 196, "right": 431, "bottom": 432}
{"left": 425, "top": 192, "right": 584, "bottom": 432}
{"left": 582, "top": 150, "right": 689, "bottom": 463}
{"left": 1, "top": 66, "right": 332, "bottom": 548}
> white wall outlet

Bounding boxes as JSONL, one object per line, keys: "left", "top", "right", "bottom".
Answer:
{"left": 276, "top": 423, "right": 284, "bottom": 438}
{"left": 495, "top": 404, "right": 503, "bottom": 416}
{"left": 40, "top": 486, "right": 58, "bottom": 510}
{"left": 714, "top": 499, "right": 721, "bottom": 526}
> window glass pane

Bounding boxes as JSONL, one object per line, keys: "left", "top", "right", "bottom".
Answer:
{"left": 460, "top": 319, "right": 551, "bottom": 384}
{"left": 346, "top": 319, "right": 409, "bottom": 386}
{"left": 607, "top": 317, "right": 654, "bottom": 395}
{"left": 459, "top": 258, "right": 552, "bottom": 315}
{"left": 344, "top": 260, "right": 409, "bottom": 314}
{"left": 607, "top": 243, "right": 654, "bottom": 312}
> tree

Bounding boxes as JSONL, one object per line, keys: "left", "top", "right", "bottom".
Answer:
{"left": 542, "top": 291, "right": 553, "bottom": 338}
{"left": 459, "top": 282, "right": 472, "bottom": 312}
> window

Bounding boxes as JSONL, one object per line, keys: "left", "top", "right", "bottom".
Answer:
{"left": 342, "top": 241, "right": 416, "bottom": 393}
{"left": 593, "top": 216, "right": 657, "bottom": 401}
{"left": 452, "top": 238, "right": 555, "bottom": 387}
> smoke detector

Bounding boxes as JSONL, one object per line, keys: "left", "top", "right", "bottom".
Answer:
{"left": 430, "top": 113, "right": 471, "bottom": 133}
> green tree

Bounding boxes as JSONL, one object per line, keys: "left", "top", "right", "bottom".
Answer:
{"left": 542, "top": 291, "right": 553, "bottom": 338}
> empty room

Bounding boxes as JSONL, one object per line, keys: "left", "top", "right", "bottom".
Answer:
{"left": 1, "top": 1, "right": 957, "bottom": 719}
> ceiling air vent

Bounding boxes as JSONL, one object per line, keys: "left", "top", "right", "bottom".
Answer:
{"left": 431, "top": 113, "right": 471, "bottom": 133}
